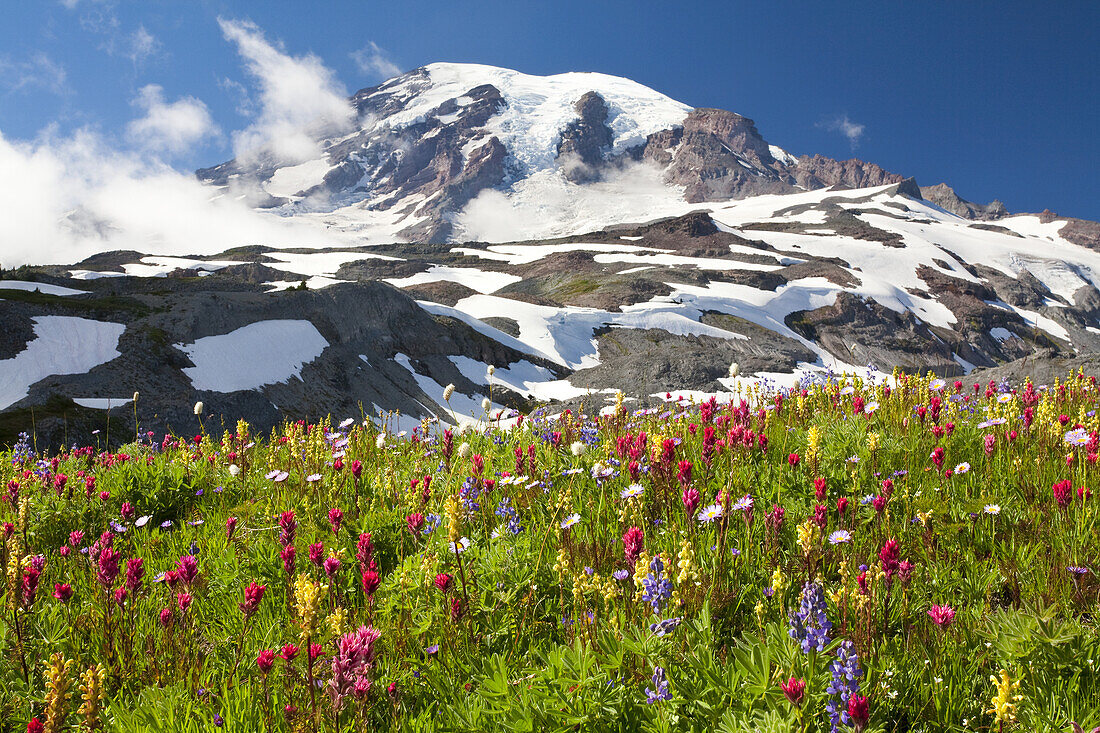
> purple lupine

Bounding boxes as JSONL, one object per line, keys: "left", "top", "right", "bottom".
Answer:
{"left": 648, "top": 617, "right": 682, "bottom": 637}
{"left": 788, "top": 581, "right": 832, "bottom": 653}
{"left": 645, "top": 665, "right": 672, "bottom": 704}
{"left": 825, "top": 640, "right": 864, "bottom": 733}
{"left": 640, "top": 555, "right": 672, "bottom": 613}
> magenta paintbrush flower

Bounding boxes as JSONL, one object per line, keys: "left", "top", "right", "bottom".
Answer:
{"left": 623, "top": 526, "right": 644, "bottom": 566}
{"left": 256, "top": 649, "right": 276, "bottom": 673}
{"left": 53, "top": 583, "right": 73, "bottom": 603}
{"left": 278, "top": 510, "right": 296, "bottom": 546}
{"left": 240, "top": 581, "right": 266, "bottom": 618}
{"left": 96, "top": 547, "right": 121, "bottom": 588}
{"left": 681, "top": 486, "right": 700, "bottom": 516}
{"left": 308, "top": 542, "right": 324, "bottom": 567}
{"left": 125, "top": 557, "right": 145, "bottom": 593}
{"left": 280, "top": 544, "right": 296, "bottom": 577}
{"left": 361, "top": 569, "right": 380, "bottom": 597}
{"left": 176, "top": 555, "right": 199, "bottom": 586}
{"left": 328, "top": 507, "right": 343, "bottom": 535}
{"left": 328, "top": 625, "right": 381, "bottom": 710}
{"left": 781, "top": 676, "right": 806, "bottom": 706}
{"left": 928, "top": 604, "right": 956, "bottom": 629}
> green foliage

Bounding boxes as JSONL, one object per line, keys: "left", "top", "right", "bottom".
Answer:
{"left": 0, "top": 371, "right": 1098, "bottom": 731}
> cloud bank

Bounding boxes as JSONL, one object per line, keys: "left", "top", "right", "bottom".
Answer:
{"left": 0, "top": 18, "right": 360, "bottom": 268}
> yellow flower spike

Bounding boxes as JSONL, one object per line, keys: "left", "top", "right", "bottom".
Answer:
{"left": 771, "top": 567, "right": 787, "bottom": 596}
{"left": 444, "top": 494, "right": 461, "bottom": 544}
{"left": 796, "top": 518, "right": 820, "bottom": 558}
{"left": 293, "top": 574, "right": 322, "bottom": 641}
{"left": 676, "top": 539, "right": 699, "bottom": 585}
{"left": 44, "top": 652, "right": 74, "bottom": 733}
{"left": 326, "top": 607, "right": 347, "bottom": 638}
{"left": 77, "top": 664, "right": 107, "bottom": 731}
{"left": 986, "top": 668, "right": 1022, "bottom": 725}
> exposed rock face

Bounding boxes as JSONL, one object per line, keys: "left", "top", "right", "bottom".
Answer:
{"left": 920, "top": 183, "right": 1007, "bottom": 220}
{"left": 570, "top": 324, "right": 816, "bottom": 394}
{"left": 1037, "top": 214, "right": 1100, "bottom": 252}
{"left": 790, "top": 155, "right": 906, "bottom": 191}
{"left": 785, "top": 292, "right": 961, "bottom": 374}
{"left": 556, "top": 92, "right": 614, "bottom": 183}
{"left": 635, "top": 109, "right": 797, "bottom": 202}
{"left": 0, "top": 276, "right": 562, "bottom": 448}
{"left": 199, "top": 76, "right": 510, "bottom": 243}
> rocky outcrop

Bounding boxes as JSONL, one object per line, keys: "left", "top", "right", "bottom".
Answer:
{"left": 556, "top": 92, "right": 614, "bottom": 183}
{"left": 634, "top": 109, "right": 798, "bottom": 202}
{"left": 791, "top": 155, "right": 906, "bottom": 191}
{"left": 920, "top": 183, "right": 1007, "bottom": 220}
{"left": 568, "top": 324, "right": 815, "bottom": 394}
{"left": 0, "top": 276, "right": 562, "bottom": 449}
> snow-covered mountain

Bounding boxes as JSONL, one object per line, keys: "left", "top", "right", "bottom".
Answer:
{"left": 196, "top": 63, "right": 915, "bottom": 243}
{"left": 4, "top": 62, "right": 1100, "bottom": 446}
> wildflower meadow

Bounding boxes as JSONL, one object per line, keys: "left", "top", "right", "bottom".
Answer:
{"left": 1, "top": 370, "right": 1099, "bottom": 732}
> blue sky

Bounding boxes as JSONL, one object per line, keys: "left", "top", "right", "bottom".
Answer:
{"left": 0, "top": 0, "right": 1097, "bottom": 220}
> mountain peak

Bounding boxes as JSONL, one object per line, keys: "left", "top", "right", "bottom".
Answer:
{"left": 198, "top": 62, "right": 930, "bottom": 243}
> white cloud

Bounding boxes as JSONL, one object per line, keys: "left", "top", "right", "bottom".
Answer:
{"left": 0, "top": 18, "right": 370, "bottom": 270}
{"left": 218, "top": 17, "right": 354, "bottom": 165}
{"left": 0, "top": 126, "right": 348, "bottom": 269}
{"left": 126, "top": 25, "right": 159, "bottom": 65}
{"left": 819, "top": 114, "right": 865, "bottom": 149}
{"left": 351, "top": 42, "right": 401, "bottom": 82}
{"left": 0, "top": 53, "right": 67, "bottom": 94}
{"left": 126, "top": 84, "right": 219, "bottom": 155}
{"left": 456, "top": 162, "right": 689, "bottom": 243}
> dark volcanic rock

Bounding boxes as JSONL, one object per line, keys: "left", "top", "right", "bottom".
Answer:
{"left": 637, "top": 109, "right": 797, "bottom": 202}
{"left": 568, "top": 323, "right": 815, "bottom": 395}
{"left": 785, "top": 292, "right": 960, "bottom": 374}
{"left": 790, "top": 155, "right": 905, "bottom": 191}
{"left": 557, "top": 92, "right": 614, "bottom": 183}
{"left": 401, "top": 281, "right": 479, "bottom": 307}
{"left": 1, "top": 280, "right": 561, "bottom": 449}
{"left": 920, "top": 183, "right": 1007, "bottom": 220}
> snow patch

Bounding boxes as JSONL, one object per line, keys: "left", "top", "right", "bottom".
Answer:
{"left": 265, "top": 158, "right": 332, "bottom": 198}
{"left": 177, "top": 320, "right": 329, "bottom": 392}
{"left": 0, "top": 316, "right": 126, "bottom": 410}
{"left": 73, "top": 397, "right": 133, "bottom": 409}
{"left": 0, "top": 281, "right": 88, "bottom": 296}
{"left": 385, "top": 266, "right": 521, "bottom": 294}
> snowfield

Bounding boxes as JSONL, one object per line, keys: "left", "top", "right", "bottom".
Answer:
{"left": 176, "top": 320, "right": 330, "bottom": 392}
{"left": 0, "top": 316, "right": 126, "bottom": 410}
